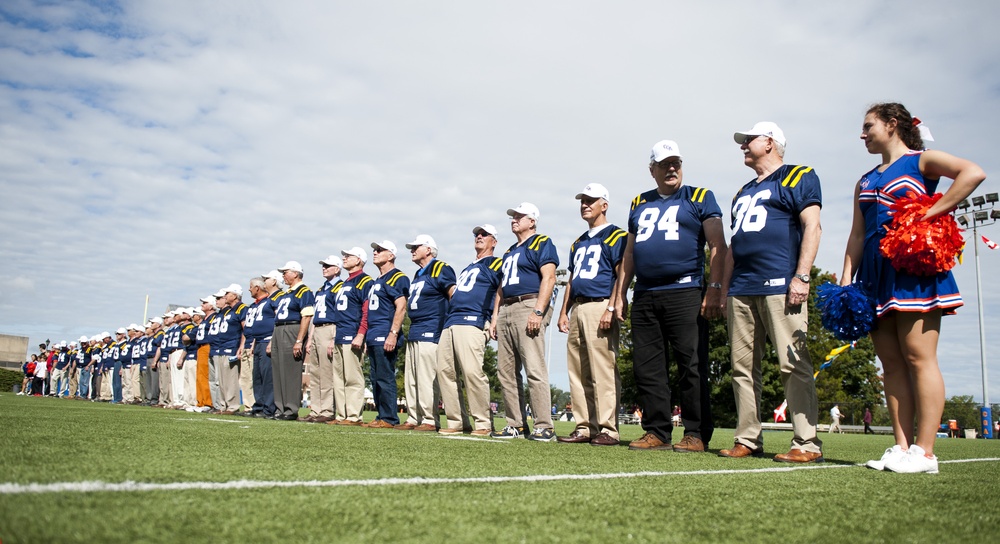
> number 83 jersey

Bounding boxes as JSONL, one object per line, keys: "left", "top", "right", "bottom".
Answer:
{"left": 728, "top": 164, "right": 822, "bottom": 296}
{"left": 628, "top": 186, "right": 722, "bottom": 293}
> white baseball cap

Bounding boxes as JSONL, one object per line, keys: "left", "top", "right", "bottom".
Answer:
{"left": 278, "top": 261, "right": 303, "bottom": 273}
{"left": 371, "top": 240, "right": 397, "bottom": 256}
{"left": 199, "top": 295, "right": 215, "bottom": 304}
{"left": 507, "top": 202, "right": 540, "bottom": 220}
{"left": 734, "top": 121, "right": 786, "bottom": 147}
{"left": 175, "top": 307, "right": 191, "bottom": 316}
{"left": 213, "top": 289, "right": 227, "bottom": 298}
{"left": 193, "top": 308, "right": 206, "bottom": 317}
{"left": 128, "top": 323, "right": 143, "bottom": 332}
{"left": 575, "top": 183, "right": 610, "bottom": 203}
{"left": 405, "top": 234, "right": 437, "bottom": 250}
{"left": 263, "top": 270, "right": 283, "bottom": 282}
{"left": 102, "top": 331, "right": 111, "bottom": 339}
{"left": 116, "top": 327, "right": 127, "bottom": 335}
{"left": 224, "top": 283, "right": 243, "bottom": 297}
{"left": 473, "top": 224, "right": 498, "bottom": 237}
{"left": 342, "top": 247, "right": 368, "bottom": 263}
{"left": 78, "top": 335, "right": 89, "bottom": 342}
{"left": 150, "top": 317, "right": 163, "bottom": 325}
{"left": 650, "top": 140, "right": 683, "bottom": 163}
{"left": 89, "top": 335, "right": 99, "bottom": 342}
{"left": 319, "top": 255, "right": 343, "bottom": 268}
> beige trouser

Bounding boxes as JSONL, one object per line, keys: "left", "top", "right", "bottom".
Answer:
{"left": 68, "top": 368, "right": 79, "bottom": 397}
{"left": 50, "top": 368, "right": 66, "bottom": 396}
{"left": 566, "top": 300, "right": 621, "bottom": 439}
{"left": 497, "top": 300, "right": 553, "bottom": 430}
{"left": 184, "top": 357, "right": 198, "bottom": 406}
{"left": 239, "top": 347, "right": 255, "bottom": 411}
{"left": 307, "top": 324, "right": 337, "bottom": 418}
{"left": 157, "top": 358, "right": 171, "bottom": 405}
{"left": 728, "top": 294, "right": 822, "bottom": 454}
{"left": 437, "top": 324, "right": 489, "bottom": 431}
{"left": 332, "top": 343, "right": 366, "bottom": 422}
{"left": 213, "top": 354, "right": 241, "bottom": 412}
{"left": 403, "top": 341, "right": 441, "bottom": 427}
{"left": 122, "top": 366, "right": 135, "bottom": 402}
{"left": 169, "top": 351, "right": 188, "bottom": 406}
{"left": 100, "top": 369, "right": 112, "bottom": 400}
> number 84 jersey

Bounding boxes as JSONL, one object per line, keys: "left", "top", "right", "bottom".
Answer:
{"left": 628, "top": 186, "right": 722, "bottom": 293}
{"left": 728, "top": 164, "right": 821, "bottom": 296}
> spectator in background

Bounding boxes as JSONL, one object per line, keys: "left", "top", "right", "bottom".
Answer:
{"left": 864, "top": 407, "right": 874, "bottom": 435}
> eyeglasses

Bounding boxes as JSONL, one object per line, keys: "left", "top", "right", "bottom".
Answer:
{"left": 742, "top": 135, "right": 763, "bottom": 144}
{"left": 655, "top": 159, "right": 683, "bottom": 170}
{"left": 321, "top": 264, "right": 336, "bottom": 269}
{"left": 474, "top": 232, "right": 493, "bottom": 238}
{"left": 372, "top": 248, "right": 385, "bottom": 253}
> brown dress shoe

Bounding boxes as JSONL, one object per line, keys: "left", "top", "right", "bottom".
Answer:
{"left": 628, "top": 432, "right": 672, "bottom": 450}
{"left": 364, "top": 419, "right": 395, "bottom": 429}
{"left": 438, "top": 427, "right": 462, "bottom": 435}
{"left": 774, "top": 449, "right": 824, "bottom": 463}
{"left": 718, "top": 443, "right": 764, "bottom": 458}
{"left": 312, "top": 416, "right": 332, "bottom": 423}
{"left": 673, "top": 435, "right": 705, "bottom": 453}
{"left": 557, "top": 431, "right": 592, "bottom": 444}
{"left": 326, "top": 419, "right": 343, "bottom": 425}
{"left": 590, "top": 432, "right": 620, "bottom": 446}
{"left": 302, "top": 415, "right": 317, "bottom": 423}
{"left": 470, "top": 429, "right": 491, "bottom": 436}
{"left": 393, "top": 423, "right": 417, "bottom": 430}
{"left": 337, "top": 419, "right": 363, "bottom": 426}
{"left": 413, "top": 424, "right": 437, "bottom": 432}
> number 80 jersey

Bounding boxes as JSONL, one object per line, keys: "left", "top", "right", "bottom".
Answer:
{"left": 728, "top": 164, "right": 822, "bottom": 296}
{"left": 628, "top": 186, "right": 722, "bottom": 293}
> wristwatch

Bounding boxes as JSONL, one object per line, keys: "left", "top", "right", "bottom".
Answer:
{"left": 793, "top": 273, "right": 811, "bottom": 283}
{"left": 533, "top": 309, "right": 544, "bottom": 317}
{"left": 708, "top": 282, "right": 722, "bottom": 289}
{"left": 606, "top": 306, "right": 615, "bottom": 312}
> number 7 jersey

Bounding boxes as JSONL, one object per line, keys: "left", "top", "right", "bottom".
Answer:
{"left": 628, "top": 186, "right": 722, "bottom": 293}
{"left": 728, "top": 164, "right": 822, "bottom": 296}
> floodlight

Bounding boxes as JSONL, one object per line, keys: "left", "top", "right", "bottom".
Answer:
{"left": 958, "top": 216, "right": 969, "bottom": 227}
{"left": 975, "top": 211, "right": 989, "bottom": 222}
{"left": 973, "top": 196, "right": 986, "bottom": 206}
{"left": 992, "top": 210, "right": 1000, "bottom": 220}
{"left": 958, "top": 199, "right": 970, "bottom": 210}
{"left": 987, "top": 193, "right": 999, "bottom": 203}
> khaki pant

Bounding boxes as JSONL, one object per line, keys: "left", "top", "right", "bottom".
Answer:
{"left": 100, "top": 369, "right": 112, "bottom": 400}
{"left": 213, "top": 354, "right": 241, "bottom": 412}
{"left": 566, "top": 300, "right": 621, "bottom": 439}
{"left": 157, "top": 358, "right": 171, "bottom": 405}
{"left": 68, "top": 367, "right": 79, "bottom": 397}
{"left": 497, "top": 300, "right": 553, "bottom": 430}
{"left": 437, "top": 324, "right": 490, "bottom": 432}
{"left": 122, "top": 366, "right": 138, "bottom": 402}
{"left": 239, "top": 347, "right": 255, "bottom": 411}
{"left": 402, "top": 341, "right": 441, "bottom": 427}
{"left": 333, "top": 343, "right": 366, "bottom": 422}
{"left": 307, "top": 324, "right": 337, "bottom": 418}
{"left": 184, "top": 357, "right": 198, "bottom": 406}
{"left": 728, "top": 294, "right": 821, "bottom": 454}
{"left": 169, "top": 351, "right": 188, "bottom": 407}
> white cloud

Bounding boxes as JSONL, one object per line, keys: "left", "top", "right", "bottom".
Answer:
{"left": 1, "top": 1, "right": 999, "bottom": 401}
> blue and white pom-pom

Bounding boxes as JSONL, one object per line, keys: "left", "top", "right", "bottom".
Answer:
{"left": 816, "top": 282, "right": 876, "bottom": 341}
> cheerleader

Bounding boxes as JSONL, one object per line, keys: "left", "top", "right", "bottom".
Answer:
{"left": 841, "top": 103, "right": 985, "bottom": 473}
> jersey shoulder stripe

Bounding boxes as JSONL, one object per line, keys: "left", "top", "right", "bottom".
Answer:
{"left": 234, "top": 302, "right": 247, "bottom": 312}
{"left": 270, "top": 290, "right": 285, "bottom": 302}
{"left": 488, "top": 257, "right": 503, "bottom": 271}
{"left": 357, "top": 276, "right": 373, "bottom": 289}
{"left": 431, "top": 261, "right": 448, "bottom": 277}
{"left": 386, "top": 271, "right": 406, "bottom": 286}
{"left": 604, "top": 228, "right": 627, "bottom": 247}
{"left": 331, "top": 280, "right": 344, "bottom": 292}
{"left": 528, "top": 234, "right": 549, "bottom": 250}
{"left": 690, "top": 187, "right": 708, "bottom": 203}
{"left": 782, "top": 165, "right": 813, "bottom": 188}
{"left": 630, "top": 194, "right": 648, "bottom": 212}
{"left": 294, "top": 285, "right": 310, "bottom": 298}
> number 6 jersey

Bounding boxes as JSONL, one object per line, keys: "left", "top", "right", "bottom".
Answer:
{"left": 728, "top": 164, "right": 822, "bottom": 296}
{"left": 628, "top": 185, "right": 722, "bottom": 293}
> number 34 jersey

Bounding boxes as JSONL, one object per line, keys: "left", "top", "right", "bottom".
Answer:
{"left": 728, "top": 164, "right": 821, "bottom": 296}
{"left": 628, "top": 186, "right": 722, "bottom": 293}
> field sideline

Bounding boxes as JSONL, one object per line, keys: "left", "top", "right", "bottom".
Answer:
{"left": 2, "top": 394, "right": 999, "bottom": 543}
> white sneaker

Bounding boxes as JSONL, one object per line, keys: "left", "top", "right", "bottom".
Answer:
{"left": 866, "top": 445, "right": 906, "bottom": 470}
{"left": 885, "top": 444, "right": 939, "bottom": 474}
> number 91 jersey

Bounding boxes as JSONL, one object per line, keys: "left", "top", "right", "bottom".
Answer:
{"left": 628, "top": 186, "right": 722, "bottom": 293}
{"left": 728, "top": 164, "right": 822, "bottom": 296}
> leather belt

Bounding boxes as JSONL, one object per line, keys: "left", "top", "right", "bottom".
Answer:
{"left": 573, "top": 296, "right": 607, "bottom": 304}
{"left": 501, "top": 293, "right": 538, "bottom": 306}
{"left": 314, "top": 323, "right": 335, "bottom": 328}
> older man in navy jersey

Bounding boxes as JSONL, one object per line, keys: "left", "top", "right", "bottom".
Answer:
{"left": 615, "top": 142, "right": 727, "bottom": 452}
{"left": 363, "top": 241, "right": 409, "bottom": 428}
{"left": 491, "top": 202, "right": 559, "bottom": 441}
{"left": 328, "top": 248, "right": 374, "bottom": 426}
{"left": 437, "top": 224, "right": 502, "bottom": 435}
{"left": 720, "top": 121, "right": 823, "bottom": 463}
{"left": 558, "top": 184, "right": 628, "bottom": 446}
{"left": 304, "top": 257, "right": 343, "bottom": 423}
{"left": 269, "top": 262, "right": 315, "bottom": 421}
{"left": 399, "top": 235, "right": 456, "bottom": 432}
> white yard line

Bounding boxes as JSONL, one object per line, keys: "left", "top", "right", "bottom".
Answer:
{"left": 4, "top": 458, "right": 997, "bottom": 495}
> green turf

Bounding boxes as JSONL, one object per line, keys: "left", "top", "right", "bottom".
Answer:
{"left": 2, "top": 394, "right": 999, "bottom": 543}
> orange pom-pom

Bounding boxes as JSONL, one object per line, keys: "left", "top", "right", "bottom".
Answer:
{"left": 879, "top": 192, "right": 965, "bottom": 276}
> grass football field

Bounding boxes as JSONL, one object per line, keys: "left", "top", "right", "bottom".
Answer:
{"left": 2, "top": 394, "right": 999, "bottom": 543}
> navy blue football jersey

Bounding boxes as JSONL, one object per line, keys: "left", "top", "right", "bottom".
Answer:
{"left": 444, "top": 256, "right": 503, "bottom": 329}
{"left": 334, "top": 272, "right": 374, "bottom": 345}
{"left": 244, "top": 291, "right": 282, "bottom": 345}
{"left": 312, "top": 279, "right": 343, "bottom": 326}
{"left": 628, "top": 186, "right": 722, "bottom": 293}
{"left": 729, "top": 164, "right": 822, "bottom": 296}
{"left": 273, "top": 285, "right": 315, "bottom": 326}
{"left": 367, "top": 269, "right": 410, "bottom": 346}
{"left": 500, "top": 233, "right": 559, "bottom": 297}
{"left": 211, "top": 303, "right": 247, "bottom": 355}
{"left": 407, "top": 259, "right": 457, "bottom": 343}
{"left": 568, "top": 224, "right": 627, "bottom": 298}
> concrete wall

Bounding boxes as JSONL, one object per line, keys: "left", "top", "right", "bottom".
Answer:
{"left": 0, "top": 334, "right": 30, "bottom": 370}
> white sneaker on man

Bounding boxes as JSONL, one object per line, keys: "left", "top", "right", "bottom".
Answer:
{"left": 866, "top": 445, "right": 906, "bottom": 470}
{"left": 885, "top": 444, "right": 939, "bottom": 474}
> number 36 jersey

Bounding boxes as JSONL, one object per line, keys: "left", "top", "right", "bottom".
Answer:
{"left": 728, "top": 164, "right": 822, "bottom": 296}
{"left": 628, "top": 186, "right": 721, "bottom": 293}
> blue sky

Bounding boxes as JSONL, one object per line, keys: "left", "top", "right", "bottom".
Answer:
{"left": 2, "top": 1, "right": 999, "bottom": 402}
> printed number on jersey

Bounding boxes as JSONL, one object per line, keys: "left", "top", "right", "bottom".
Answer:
{"left": 635, "top": 205, "right": 680, "bottom": 242}
{"left": 731, "top": 189, "right": 771, "bottom": 234}
{"left": 571, "top": 246, "right": 601, "bottom": 280}
{"left": 456, "top": 269, "right": 480, "bottom": 292}
{"left": 409, "top": 281, "right": 425, "bottom": 310}
{"left": 501, "top": 254, "right": 520, "bottom": 287}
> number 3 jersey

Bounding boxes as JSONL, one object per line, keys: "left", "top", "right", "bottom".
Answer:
{"left": 728, "top": 164, "right": 822, "bottom": 296}
{"left": 628, "top": 186, "right": 722, "bottom": 293}
{"left": 567, "top": 224, "right": 627, "bottom": 298}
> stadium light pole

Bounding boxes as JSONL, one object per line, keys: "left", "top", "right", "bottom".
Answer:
{"left": 954, "top": 192, "right": 1000, "bottom": 438}
{"left": 546, "top": 269, "right": 569, "bottom": 370}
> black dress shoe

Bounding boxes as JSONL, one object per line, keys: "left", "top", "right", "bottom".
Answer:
{"left": 557, "top": 431, "right": 592, "bottom": 444}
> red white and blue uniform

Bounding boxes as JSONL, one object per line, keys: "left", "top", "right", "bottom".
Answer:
{"left": 729, "top": 165, "right": 822, "bottom": 296}
{"left": 856, "top": 151, "right": 962, "bottom": 316}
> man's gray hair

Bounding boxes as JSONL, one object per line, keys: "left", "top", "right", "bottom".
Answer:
{"left": 250, "top": 277, "right": 266, "bottom": 290}
{"left": 430, "top": 247, "right": 438, "bottom": 258}
{"left": 773, "top": 140, "right": 786, "bottom": 158}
